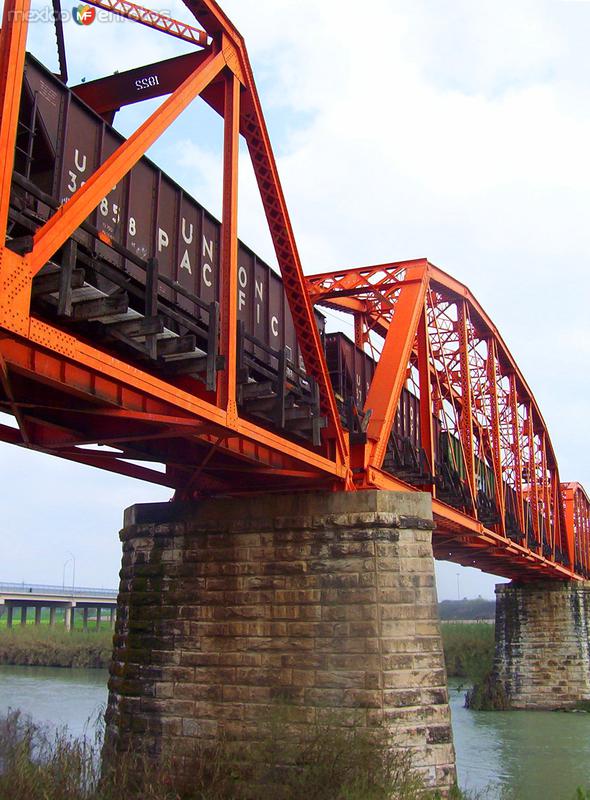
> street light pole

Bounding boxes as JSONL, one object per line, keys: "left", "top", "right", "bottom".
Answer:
{"left": 63, "top": 552, "right": 76, "bottom": 595}
{"left": 456, "top": 572, "right": 460, "bottom": 601}
{"left": 69, "top": 551, "right": 76, "bottom": 595}
{"left": 62, "top": 557, "right": 72, "bottom": 591}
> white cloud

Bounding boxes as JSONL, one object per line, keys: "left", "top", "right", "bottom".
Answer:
{"left": 221, "top": 0, "right": 590, "bottom": 598}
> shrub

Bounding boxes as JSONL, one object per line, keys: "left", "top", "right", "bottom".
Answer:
{"left": 0, "top": 707, "right": 458, "bottom": 800}
{"left": 464, "top": 672, "right": 509, "bottom": 711}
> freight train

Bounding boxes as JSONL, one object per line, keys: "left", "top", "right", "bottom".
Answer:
{"left": 324, "top": 332, "right": 545, "bottom": 555}
{"left": 7, "top": 53, "right": 552, "bottom": 557}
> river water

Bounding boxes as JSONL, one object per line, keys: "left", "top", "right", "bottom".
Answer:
{"left": 1, "top": 666, "right": 590, "bottom": 798}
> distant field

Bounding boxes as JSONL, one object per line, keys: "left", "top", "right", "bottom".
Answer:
{"left": 0, "top": 625, "right": 112, "bottom": 668}
{"left": 438, "top": 598, "right": 495, "bottom": 621}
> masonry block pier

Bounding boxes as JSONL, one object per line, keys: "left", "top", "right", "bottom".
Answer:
{"left": 493, "top": 581, "right": 590, "bottom": 709}
{"left": 105, "top": 491, "right": 456, "bottom": 792}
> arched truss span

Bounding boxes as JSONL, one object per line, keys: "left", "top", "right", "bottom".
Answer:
{"left": 306, "top": 260, "right": 579, "bottom": 581}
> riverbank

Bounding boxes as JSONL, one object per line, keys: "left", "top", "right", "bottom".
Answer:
{"left": 0, "top": 621, "right": 495, "bottom": 675}
{"left": 4, "top": 664, "right": 590, "bottom": 799}
{"left": 0, "top": 626, "right": 111, "bottom": 668}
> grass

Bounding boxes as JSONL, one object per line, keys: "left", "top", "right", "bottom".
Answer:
{"left": 0, "top": 708, "right": 461, "bottom": 800}
{"left": 1, "top": 623, "right": 586, "bottom": 798}
{"left": 0, "top": 626, "right": 112, "bottom": 668}
{"left": 440, "top": 623, "right": 495, "bottom": 682}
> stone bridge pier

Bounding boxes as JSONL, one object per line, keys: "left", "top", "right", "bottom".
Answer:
{"left": 105, "top": 491, "right": 456, "bottom": 793}
{"left": 493, "top": 580, "right": 590, "bottom": 709}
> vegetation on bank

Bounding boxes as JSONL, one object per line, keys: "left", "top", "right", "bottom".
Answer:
{"left": 2, "top": 708, "right": 589, "bottom": 800}
{"left": 463, "top": 674, "right": 509, "bottom": 712}
{"left": 440, "top": 623, "right": 494, "bottom": 681}
{"left": 440, "top": 623, "right": 509, "bottom": 711}
{"left": 0, "top": 626, "right": 111, "bottom": 669}
{"left": 2, "top": 625, "right": 589, "bottom": 797}
{"left": 0, "top": 709, "right": 464, "bottom": 800}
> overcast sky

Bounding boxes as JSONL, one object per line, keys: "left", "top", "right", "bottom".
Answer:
{"left": 1, "top": 0, "right": 589, "bottom": 600}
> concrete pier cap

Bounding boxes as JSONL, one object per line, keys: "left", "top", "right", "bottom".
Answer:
{"left": 106, "top": 490, "right": 456, "bottom": 793}
{"left": 493, "top": 579, "right": 590, "bottom": 709}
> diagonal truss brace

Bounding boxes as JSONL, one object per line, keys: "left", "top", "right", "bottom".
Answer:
{"left": 0, "top": 0, "right": 31, "bottom": 246}
{"left": 363, "top": 265, "right": 428, "bottom": 469}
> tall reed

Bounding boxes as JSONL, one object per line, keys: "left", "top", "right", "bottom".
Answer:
{"left": 0, "top": 626, "right": 111, "bottom": 668}
{"left": 0, "top": 707, "right": 462, "bottom": 800}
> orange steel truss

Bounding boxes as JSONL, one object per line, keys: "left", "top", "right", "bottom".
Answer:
{"left": 0, "top": 0, "right": 587, "bottom": 581}
{"left": 82, "top": 0, "right": 209, "bottom": 46}
{"left": 0, "top": 0, "right": 350, "bottom": 500}
{"left": 563, "top": 484, "right": 590, "bottom": 579}
{"left": 306, "top": 260, "right": 584, "bottom": 581}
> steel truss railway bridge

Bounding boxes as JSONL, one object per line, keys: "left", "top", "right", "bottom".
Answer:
{"left": 0, "top": 0, "right": 589, "bottom": 792}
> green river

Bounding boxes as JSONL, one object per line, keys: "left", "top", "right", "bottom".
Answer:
{"left": 1, "top": 666, "right": 589, "bottom": 798}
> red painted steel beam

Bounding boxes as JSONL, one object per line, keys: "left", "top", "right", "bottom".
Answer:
{"left": 364, "top": 265, "right": 427, "bottom": 469}
{"left": 525, "top": 403, "right": 540, "bottom": 549}
{"left": 456, "top": 301, "right": 476, "bottom": 512}
{"left": 0, "top": 0, "right": 586, "bottom": 579}
{"left": 71, "top": 51, "right": 211, "bottom": 114}
{"left": 0, "top": 422, "right": 177, "bottom": 486}
{"left": 218, "top": 71, "right": 239, "bottom": 418}
{"left": 427, "top": 262, "right": 562, "bottom": 473}
{"left": 305, "top": 259, "right": 584, "bottom": 578}
{"left": 508, "top": 374, "right": 525, "bottom": 534}
{"left": 0, "top": 350, "right": 31, "bottom": 443}
{"left": 417, "top": 305, "right": 435, "bottom": 482}
{"left": 367, "top": 464, "right": 579, "bottom": 580}
{"left": 239, "top": 99, "right": 348, "bottom": 465}
{"left": 563, "top": 482, "right": 589, "bottom": 573}
{"left": 486, "top": 338, "right": 506, "bottom": 534}
{"left": 0, "top": 332, "right": 346, "bottom": 482}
